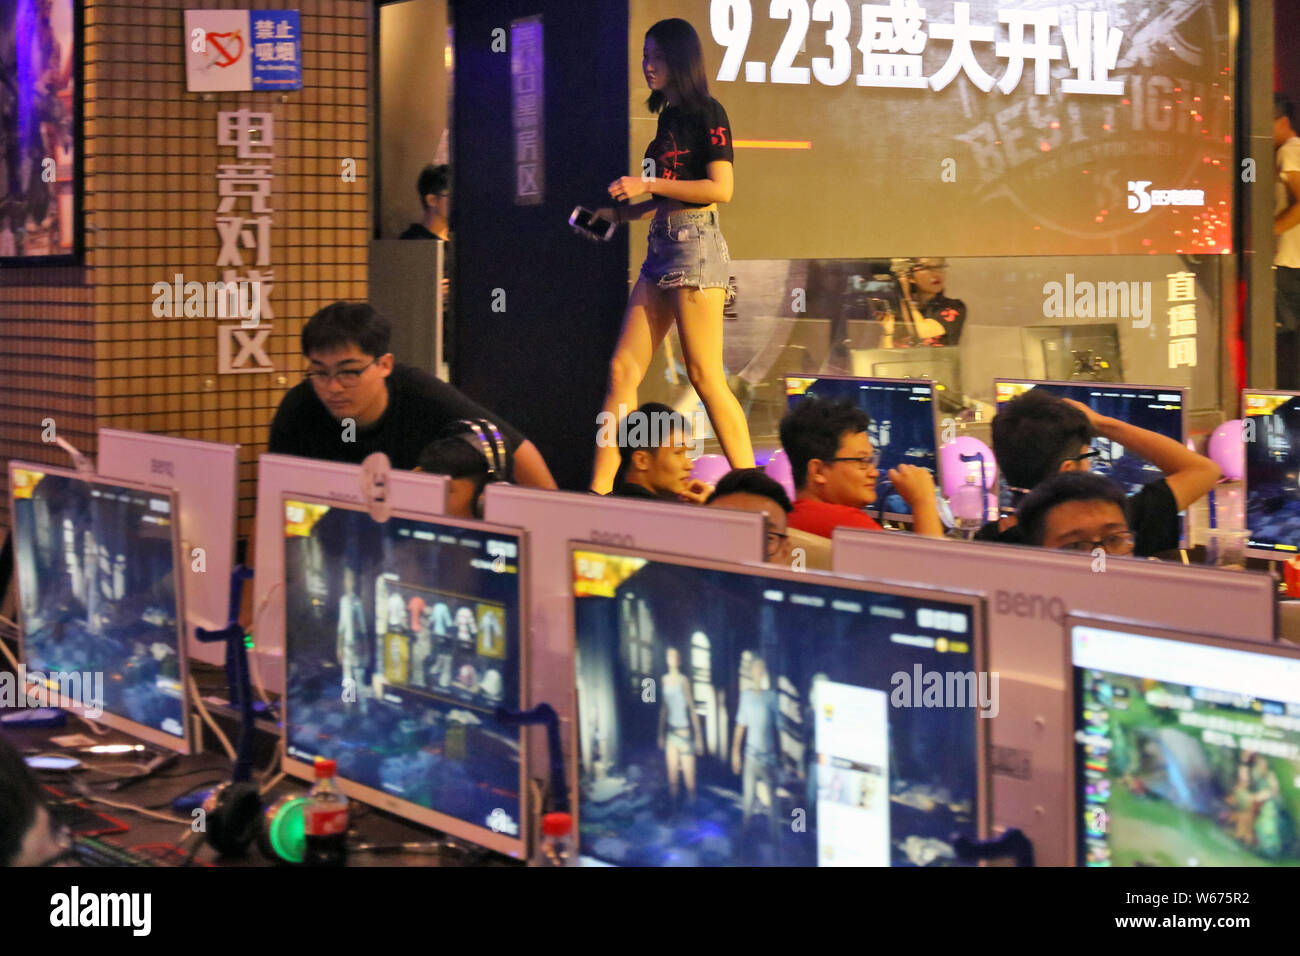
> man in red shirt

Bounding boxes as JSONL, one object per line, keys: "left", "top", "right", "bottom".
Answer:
{"left": 779, "top": 397, "right": 942, "bottom": 538}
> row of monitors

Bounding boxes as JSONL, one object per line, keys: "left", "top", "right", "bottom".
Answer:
{"left": 5, "top": 447, "right": 1291, "bottom": 866}
{"left": 786, "top": 375, "right": 1187, "bottom": 521}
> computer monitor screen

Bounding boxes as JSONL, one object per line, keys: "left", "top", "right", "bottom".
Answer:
{"left": 1020, "top": 324, "right": 1124, "bottom": 383}
{"left": 1244, "top": 390, "right": 1300, "bottom": 558}
{"left": 251, "top": 453, "right": 449, "bottom": 690}
{"left": 9, "top": 463, "right": 191, "bottom": 753}
{"left": 832, "top": 525, "right": 1277, "bottom": 868}
{"left": 994, "top": 380, "right": 1186, "bottom": 509}
{"left": 96, "top": 429, "right": 239, "bottom": 666}
{"left": 786, "top": 375, "right": 938, "bottom": 521}
{"left": 572, "top": 546, "right": 987, "bottom": 866}
{"left": 280, "top": 496, "right": 527, "bottom": 857}
{"left": 482, "top": 484, "right": 764, "bottom": 811}
{"left": 1070, "top": 616, "right": 1300, "bottom": 867}
{"left": 849, "top": 347, "right": 962, "bottom": 413}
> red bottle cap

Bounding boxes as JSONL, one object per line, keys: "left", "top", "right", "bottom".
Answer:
{"left": 314, "top": 757, "right": 337, "bottom": 778}
{"left": 541, "top": 812, "right": 572, "bottom": 837}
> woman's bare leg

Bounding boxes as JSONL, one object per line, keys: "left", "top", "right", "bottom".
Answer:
{"left": 672, "top": 286, "right": 755, "bottom": 471}
{"left": 591, "top": 277, "right": 675, "bottom": 493}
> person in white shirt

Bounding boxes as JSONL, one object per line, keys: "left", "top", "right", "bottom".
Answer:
{"left": 1274, "top": 93, "right": 1300, "bottom": 388}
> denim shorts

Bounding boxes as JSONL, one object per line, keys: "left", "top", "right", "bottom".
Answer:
{"left": 640, "top": 208, "right": 731, "bottom": 291}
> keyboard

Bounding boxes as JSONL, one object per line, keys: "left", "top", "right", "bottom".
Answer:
{"left": 72, "top": 836, "right": 162, "bottom": 867}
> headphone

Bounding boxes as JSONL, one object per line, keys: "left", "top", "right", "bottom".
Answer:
{"left": 198, "top": 782, "right": 309, "bottom": 864}
{"left": 442, "top": 418, "right": 513, "bottom": 517}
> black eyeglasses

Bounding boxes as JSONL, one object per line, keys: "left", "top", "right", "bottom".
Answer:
{"left": 304, "top": 359, "right": 377, "bottom": 387}
{"left": 1067, "top": 449, "right": 1101, "bottom": 464}
{"left": 827, "top": 452, "right": 880, "bottom": 469}
{"left": 1056, "top": 531, "right": 1135, "bottom": 555}
{"left": 765, "top": 529, "right": 789, "bottom": 557}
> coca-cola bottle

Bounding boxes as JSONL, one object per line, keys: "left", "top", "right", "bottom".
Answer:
{"left": 303, "top": 757, "right": 349, "bottom": 866}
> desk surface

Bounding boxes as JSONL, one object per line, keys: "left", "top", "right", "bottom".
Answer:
{"left": 10, "top": 721, "right": 523, "bottom": 868}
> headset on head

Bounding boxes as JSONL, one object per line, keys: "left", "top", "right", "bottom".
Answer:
{"left": 443, "top": 418, "right": 513, "bottom": 516}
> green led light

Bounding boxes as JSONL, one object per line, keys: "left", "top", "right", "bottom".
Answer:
{"left": 244, "top": 633, "right": 255, "bottom": 649}
{"left": 268, "top": 797, "right": 307, "bottom": 864}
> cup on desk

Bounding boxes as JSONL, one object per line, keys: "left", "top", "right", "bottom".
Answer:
{"left": 1284, "top": 557, "right": 1300, "bottom": 597}
{"left": 1205, "top": 528, "right": 1250, "bottom": 570}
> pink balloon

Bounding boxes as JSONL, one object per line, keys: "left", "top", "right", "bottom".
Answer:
{"left": 938, "top": 436, "right": 998, "bottom": 500}
{"left": 764, "top": 449, "right": 796, "bottom": 500}
{"left": 1208, "top": 419, "right": 1245, "bottom": 481}
{"left": 690, "top": 454, "right": 732, "bottom": 486}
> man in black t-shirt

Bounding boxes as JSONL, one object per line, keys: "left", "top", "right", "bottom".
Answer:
{"left": 267, "top": 301, "right": 556, "bottom": 487}
{"left": 399, "top": 164, "right": 450, "bottom": 242}
{"left": 975, "top": 389, "right": 1218, "bottom": 556}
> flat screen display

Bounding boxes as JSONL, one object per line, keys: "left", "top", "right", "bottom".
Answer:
{"left": 1244, "top": 391, "right": 1300, "bottom": 558}
{"left": 10, "top": 465, "right": 188, "bottom": 749}
{"left": 1072, "top": 621, "right": 1300, "bottom": 867}
{"left": 573, "top": 546, "right": 987, "bottom": 866}
{"left": 282, "top": 497, "right": 527, "bottom": 855}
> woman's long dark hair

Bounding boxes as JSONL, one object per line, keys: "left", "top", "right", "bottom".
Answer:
{"left": 645, "top": 18, "right": 711, "bottom": 115}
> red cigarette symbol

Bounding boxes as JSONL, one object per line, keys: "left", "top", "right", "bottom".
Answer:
{"left": 207, "top": 31, "right": 244, "bottom": 68}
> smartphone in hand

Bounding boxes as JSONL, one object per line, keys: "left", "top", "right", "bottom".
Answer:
{"left": 569, "top": 206, "right": 616, "bottom": 241}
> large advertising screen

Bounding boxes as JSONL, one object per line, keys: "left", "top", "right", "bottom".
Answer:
{"left": 629, "top": 0, "right": 1232, "bottom": 259}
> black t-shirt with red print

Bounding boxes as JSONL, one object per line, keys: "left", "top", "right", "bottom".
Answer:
{"left": 916, "top": 292, "right": 967, "bottom": 346}
{"left": 643, "top": 97, "right": 734, "bottom": 206}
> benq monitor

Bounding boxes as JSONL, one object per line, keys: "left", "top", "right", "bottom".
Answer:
{"left": 9, "top": 462, "right": 192, "bottom": 753}
{"left": 279, "top": 494, "right": 528, "bottom": 858}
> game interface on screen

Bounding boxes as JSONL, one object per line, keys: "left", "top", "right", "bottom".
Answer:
{"left": 1074, "top": 630, "right": 1300, "bottom": 867}
{"left": 573, "top": 549, "right": 985, "bottom": 867}
{"left": 282, "top": 499, "right": 524, "bottom": 839}
{"left": 1245, "top": 392, "right": 1300, "bottom": 555}
{"left": 10, "top": 467, "right": 185, "bottom": 738}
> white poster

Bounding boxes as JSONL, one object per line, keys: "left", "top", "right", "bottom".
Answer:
{"left": 185, "top": 10, "right": 253, "bottom": 93}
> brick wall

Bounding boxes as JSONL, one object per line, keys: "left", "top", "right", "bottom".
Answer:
{"left": 0, "top": 0, "right": 372, "bottom": 540}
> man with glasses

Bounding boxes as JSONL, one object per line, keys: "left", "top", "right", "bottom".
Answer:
{"left": 1015, "top": 472, "right": 1139, "bottom": 556}
{"left": 268, "top": 301, "right": 556, "bottom": 487}
{"left": 400, "top": 164, "right": 450, "bottom": 243}
{"left": 779, "top": 397, "right": 942, "bottom": 538}
{"left": 704, "top": 468, "right": 793, "bottom": 564}
{"left": 978, "top": 388, "right": 1219, "bottom": 556}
